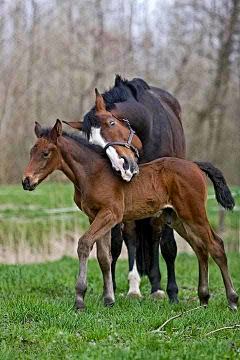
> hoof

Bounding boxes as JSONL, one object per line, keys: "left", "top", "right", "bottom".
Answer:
{"left": 151, "top": 290, "right": 165, "bottom": 299}
{"left": 200, "top": 300, "right": 209, "bottom": 307}
{"left": 229, "top": 303, "right": 238, "bottom": 311}
{"left": 127, "top": 291, "right": 143, "bottom": 298}
{"left": 169, "top": 297, "right": 179, "bottom": 304}
{"left": 76, "top": 307, "right": 85, "bottom": 312}
{"left": 76, "top": 300, "right": 85, "bottom": 312}
{"left": 104, "top": 297, "right": 115, "bottom": 307}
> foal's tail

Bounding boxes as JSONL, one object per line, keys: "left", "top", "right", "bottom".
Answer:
{"left": 194, "top": 161, "right": 235, "bottom": 210}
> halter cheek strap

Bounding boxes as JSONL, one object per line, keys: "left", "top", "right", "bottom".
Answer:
{"left": 103, "top": 115, "right": 140, "bottom": 159}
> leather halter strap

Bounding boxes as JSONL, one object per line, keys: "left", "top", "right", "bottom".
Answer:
{"left": 103, "top": 114, "right": 139, "bottom": 159}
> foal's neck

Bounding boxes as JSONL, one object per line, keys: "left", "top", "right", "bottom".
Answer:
{"left": 58, "top": 136, "right": 105, "bottom": 188}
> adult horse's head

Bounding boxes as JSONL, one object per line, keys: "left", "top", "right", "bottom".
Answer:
{"left": 22, "top": 120, "right": 62, "bottom": 191}
{"left": 64, "top": 89, "right": 142, "bottom": 182}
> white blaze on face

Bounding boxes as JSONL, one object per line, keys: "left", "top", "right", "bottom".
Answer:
{"left": 89, "top": 127, "right": 133, "bottom": 182}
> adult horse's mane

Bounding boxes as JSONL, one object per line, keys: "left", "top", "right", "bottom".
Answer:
{"left": 38, "top": 128, "right": 105, "bottom": 157}
{"left": 103, "top": 75, "right": 150, "bottom": 104}
{"left": 82, "top": 75, "right": 150, "bottom": 139}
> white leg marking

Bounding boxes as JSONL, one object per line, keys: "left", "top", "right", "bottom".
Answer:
{"left": 127, "top": 261, "right": 142, "bottom": 297}
{"left": 151, "top": 289, "right": 165, "bottom": 298}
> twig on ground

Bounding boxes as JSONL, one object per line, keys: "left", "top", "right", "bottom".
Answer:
{"left": 152, "top": 305, "right": 206, "bottom": 333}
{"left": 206, "top": 324, "right": 240, "bottom": 336}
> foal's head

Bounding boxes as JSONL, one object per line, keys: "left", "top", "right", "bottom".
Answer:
{"left": 64, "top": 89, "right": 142, "bottom": 182}
{"left": 22, "top": 120, "right": 62, "bottom": 191}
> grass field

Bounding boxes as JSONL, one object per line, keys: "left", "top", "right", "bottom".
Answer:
{"left": 0, "top": 254, "right": 240, "bottom": 359}
{"left": 0, "top": 183, "right": 89, "bottom": 257}
{"left": 1, "top": 183, "right": 240, "bottom": 254}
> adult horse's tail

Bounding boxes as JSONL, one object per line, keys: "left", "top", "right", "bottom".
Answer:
{"left": 195, "top": 161, "right": 235, "bottom": 210}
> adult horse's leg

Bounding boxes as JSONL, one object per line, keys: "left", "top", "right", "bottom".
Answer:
{"left": 111, "top": 224, "right": 123, "bottom": 293}
{"left": 208, "top": 231, "right": 238, "bottom": 310}
{"left": 122, "top": 222, "right": 142, "bottom": 297}
{"left": 149, "top": 220, "right": 165, "bottom": 298}
{"left": 97, "top": 230, "right": 115, "bottom": 306}
{"left": 135, "top": 218, "right": 165, "bottom": 298}
{"left": 160, "top": 225, "right": 179, "bottom": 302}
{"left": 76, "top": 210, "right": 118, "bottom": 310}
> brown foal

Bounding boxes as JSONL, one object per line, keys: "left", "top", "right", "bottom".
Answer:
{"left": 22, "top": 119, "right": 238, "bottom": 311}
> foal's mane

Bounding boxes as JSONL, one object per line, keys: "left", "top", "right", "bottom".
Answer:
{"left": 39, "top": 128, "right": 106, "bottom": 157}
{"left": 82, "top": 75, "right": 150, "bottom": 139}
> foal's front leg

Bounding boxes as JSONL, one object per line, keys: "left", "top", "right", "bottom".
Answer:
{"left": 76, "top": 210, "right": 118, "bottom": 311}
{"left": 97, "top": 230, "right": 115, "bottom": 306}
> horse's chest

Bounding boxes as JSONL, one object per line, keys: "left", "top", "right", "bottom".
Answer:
{"left": 74, "top": 190, "right": 97, "bottom": 220}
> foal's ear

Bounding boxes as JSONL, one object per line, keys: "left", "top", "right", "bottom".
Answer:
{"left": 50, "top": 119, "right": 62, "bottom": 143}
{"left": 95, "top": 88, "right": 106, "bottom": 112}
{"left": 35, "top": 122, "right": 42, "bottom": 138}
{"left": 62, "top": 120, "right": 83, "bottom": 131}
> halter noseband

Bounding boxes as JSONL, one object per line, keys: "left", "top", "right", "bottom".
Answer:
{"left": 103, "top": 114, "right": 140, "bottom": 159}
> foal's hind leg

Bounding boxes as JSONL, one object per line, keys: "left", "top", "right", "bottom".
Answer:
{"left": 97, "top": 231, "right": 115, "bottom": 306}
{"left": 168, "top": 214, "right": 210, "bottom": 305}
{"left": 208, "top": 231, "right": 238, "bottom": 310}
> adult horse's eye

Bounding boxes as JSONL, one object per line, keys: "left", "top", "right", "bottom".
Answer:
{"left": 110, "top": 121, "right": 115, "bottom": 127}
{"left": 43, "top": 152, "right": 49, "bottom": 158}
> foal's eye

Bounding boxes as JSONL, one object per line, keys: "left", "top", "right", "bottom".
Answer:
{"left": 110, "top": 121, "right": 115, "bottom": 127}
{"left": 43, "top": 152, "right": 49, "bottom": 158}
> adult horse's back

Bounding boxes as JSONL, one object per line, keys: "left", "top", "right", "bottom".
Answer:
{"left": 82, "top": 76, "right": 186, "bottom": 301}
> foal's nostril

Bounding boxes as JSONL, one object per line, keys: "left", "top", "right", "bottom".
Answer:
{"left": 25, "top": 176, "right": 30, "bottom": 185}
{"left": 22, "top": 176, "right": 30, "bottom": 190}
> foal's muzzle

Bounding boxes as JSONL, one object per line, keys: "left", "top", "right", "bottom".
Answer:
{"left": 22, "top": 176, "right": 38, "bottom": 191}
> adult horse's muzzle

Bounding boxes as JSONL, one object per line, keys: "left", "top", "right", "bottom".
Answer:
{"left": 114, "top": 155, "right": 139, "bottom": 182}
{"left": 122, "top": 156, "right": 139, "bottom": 181}
{"left": 22, "top": 176, "right": 38, "bottom": 191}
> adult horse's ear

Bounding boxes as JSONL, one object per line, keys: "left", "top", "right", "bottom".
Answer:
{"left": 50, "top": 119, "right": 62, "bottom": 143}
{"left": 95, "top": 88, "right": 106, "bottom": 112}
{"left": 62, "top": 120, "right": 83, "bottom": 131}
{"left": 35, "top": 122, "right": 42, "bottom": 138}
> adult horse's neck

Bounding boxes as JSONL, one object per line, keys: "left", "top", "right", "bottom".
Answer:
{"left": 57, "top": 135, "right": 105, "bottom": 190}
{"left": 110, "top": 101, "right": 152, "bottom": 142}
{"left": 110, "top": 94, "right": 185, "bottom": 163}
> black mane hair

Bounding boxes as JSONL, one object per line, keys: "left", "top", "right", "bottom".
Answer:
{"left": 82, "top": 75, "right": 150, "bottom": 139}
{"left": 38, "top": 127, "right": 106, "bottom": 157}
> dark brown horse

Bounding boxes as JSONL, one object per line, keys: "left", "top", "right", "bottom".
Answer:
{"left": 67, "top": 76, "right": 186, "bottom": 303}
{"left": 22, "top": 119, "right": 238, "bottom": 311}
{"left": 64, "top": 81, "right": 234, "bottom": 303}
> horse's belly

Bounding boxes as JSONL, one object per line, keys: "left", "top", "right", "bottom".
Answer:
{"left": 123, "top": 199, "right": 161, "bottom": 221}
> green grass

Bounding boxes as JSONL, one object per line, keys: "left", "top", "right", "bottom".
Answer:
{"left": 0, "top": 254, "right": 240, "bottom": 359}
